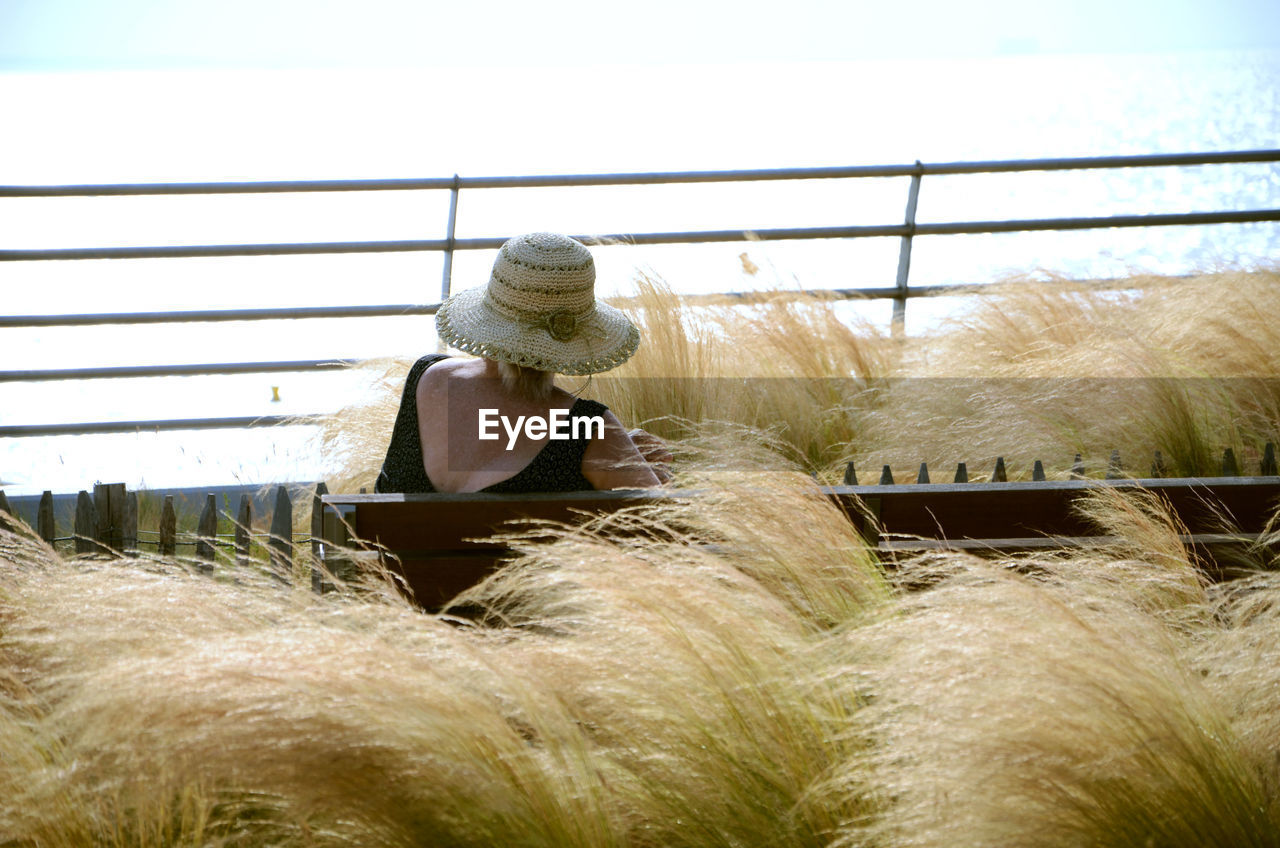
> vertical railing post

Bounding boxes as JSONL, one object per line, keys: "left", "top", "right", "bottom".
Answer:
{"left": 892, "top": 160, "right": 924, "bottom": 337}
{"left": 440, "top": 174, "right": 461, "bottom": 301}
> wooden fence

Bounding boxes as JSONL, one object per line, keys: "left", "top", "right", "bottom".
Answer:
{"left": 0, "top": 482, "right": 331, "bottom": 577}
{"left": 1, "top": 442, "right": 1274, "bottom": 564}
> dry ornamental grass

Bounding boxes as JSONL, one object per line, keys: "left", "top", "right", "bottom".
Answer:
{"left": 4, "top": 265, "right": 1279, "bottom": 845}
{"left": 1, "top": 464, "right": 1280, "bottom": 845}
{"left": 316, "top": 267, "right": 1279, "bottom": 488}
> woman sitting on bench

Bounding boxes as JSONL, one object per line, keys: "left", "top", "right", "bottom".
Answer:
{"left": 375, "top": 232, "right": 668, "bottom": 494}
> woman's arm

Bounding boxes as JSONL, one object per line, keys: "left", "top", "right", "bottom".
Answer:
{"left": 626, "top": 427, "right": 674, "bottom": 484}
{"left": 581, "top": 410, "right": 662, "bottom": 490}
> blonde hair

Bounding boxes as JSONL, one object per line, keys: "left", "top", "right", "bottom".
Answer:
{"left": 497, "top": 360, "right": 555, "bottom": 400}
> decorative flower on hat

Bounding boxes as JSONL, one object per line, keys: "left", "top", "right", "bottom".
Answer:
{"left": 546, "top": 311, "right": 578, "bottom": 341}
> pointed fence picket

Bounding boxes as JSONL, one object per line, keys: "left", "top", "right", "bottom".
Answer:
{"left": 844, "top": 444, "right": 1278, "bottom": 486}
{"left": 0, "top": 483, "right": 328, "bottom": 574}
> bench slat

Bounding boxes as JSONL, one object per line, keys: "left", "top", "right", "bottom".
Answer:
{"left": 319, "top": 477, "right": 1280, "bottom": 609}
{"left": 829, "top": 477, "right": 1280, "bottom": 539}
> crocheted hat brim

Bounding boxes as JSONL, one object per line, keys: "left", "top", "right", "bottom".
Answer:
{"left": 436, "top": 286, "right": 640, "bottom": 376}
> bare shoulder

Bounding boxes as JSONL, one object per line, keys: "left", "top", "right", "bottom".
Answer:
{"left": 420, "top": 356, "right": 476, "bottom": 380}
{"left": 415, "top": 356, "right": 475, "bottom": 399}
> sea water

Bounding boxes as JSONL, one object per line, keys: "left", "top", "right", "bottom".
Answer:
{"left": 1, "top": 50, "right": 1277, "bottom": 495}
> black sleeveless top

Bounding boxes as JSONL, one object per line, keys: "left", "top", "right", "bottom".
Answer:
{"left": 374, "top": 354, "right": 608, "bottom": 494}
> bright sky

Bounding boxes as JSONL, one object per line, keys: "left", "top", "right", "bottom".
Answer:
{"left": 2, "top": 0, "right": 1276, "bottom": 186}
{"left": 3, "top": 0, "right": 1278, "bottom": 71}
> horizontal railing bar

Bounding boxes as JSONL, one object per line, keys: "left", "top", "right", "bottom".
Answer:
{"left": 0, "top": 227, "right": 902, "bottom": 261}
{"left": 915, "top": 149, "right": 1280, "bottom": 176}
{"left": 589, "top": 225, "right": 908, "bottom": 245}
{"left": 4, "top": 208, "right": 1277, "bottom": 263}
{"left": 0, "top": 359, "right": 360, "bottom": 383}
{"left": 0, "top": 304, "right": 441, "bottom": 328}
{"left": 609, "top": 283, "right": 989, "bottom": 306}
{"left": 913, "top": 208, "right": 1280, "bottom": 235}
{"left": 0, "top": 277, "right": 1192, "bottom": 330}
{"left": 0, "top": 178, "right": 461, "bottom": 197}
{"left": 0, "top": 239, "right": 452, "bottom": 261}
{"left": 2, "top": 150, "right": 1276, "bottom": 197}
{"left": 465, "top": 150, "right": 1280, "bottom": 185}
{"left": 0, "top": 415, "right": 325, "bottom": 438}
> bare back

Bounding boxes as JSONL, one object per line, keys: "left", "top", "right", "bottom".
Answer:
{"left": 415, "top": 357, "right": 658, "bottom": 492}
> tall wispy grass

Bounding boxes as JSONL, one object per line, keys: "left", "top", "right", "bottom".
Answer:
{"left": 42, "top": 263, "right": 1267, "bottom": 843}
{"left": 3, "top": 461, "right": 1280, "bottom": 845}
{"left": 875, "top": 269, "right": 1280, "bottom": 478}
{"left": 0, "top": 465, "right": 891, "bottom": 846}
{"left": 316, "top": 267, "right": 1279, "bottom": 487}
{"left": 844, "top": 556, "right": 1279, "bottom": 847}
{"left": 578, "top": 274, "right": 896, "bottom": 472}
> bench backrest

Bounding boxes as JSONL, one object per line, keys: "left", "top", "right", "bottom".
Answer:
{"left": 319, "top": 489, "right": 663, "bottom": 608}
{"left": 321, "top": 477, "right": 1280, "bottom": 608}
{"left": 830, "top": 476, "right": 1280, "bottom": 538}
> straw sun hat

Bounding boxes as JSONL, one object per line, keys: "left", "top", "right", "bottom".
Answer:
{"left": 436, "top": 232, "right": 640, "bottom": 376}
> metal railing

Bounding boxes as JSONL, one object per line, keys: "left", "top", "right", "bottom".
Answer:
{"left": 2, "top": 149, "right": 1279, "bottom": 439}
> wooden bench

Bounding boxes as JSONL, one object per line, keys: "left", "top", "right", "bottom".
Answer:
{"left": 829, "top": 476, "right": 1280, "bottom": 577}
{"left": 318, "top": 489, "right": 664, "bottom": 608}
{"left": 319, "top": 476, "right": 1280, "bottom": 608}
